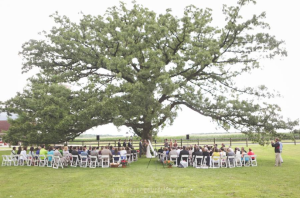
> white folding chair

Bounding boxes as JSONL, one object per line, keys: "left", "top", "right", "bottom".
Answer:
{"left": 53, "top": 156, "right": 64, "bottom": 169}
{"left": 63, "top": 153, "right": 71, "bottom": 166}
{"left": 6, "top": 155, "right": 14, "bottom": 166}
{"left": 101, "top": 155, "right": 110, "bottom": 168}
{"left": 70, "top": 155, "right": 79, "bottom": 167}
{"left": 126, "top": 154, "right": 131, "bottom": 163}
{"left": 227, "top": 156, "right": 235, "bottom": 168}
{"left": 235, "top": 155, "right": 242, "bottom": 167}
{"left": 89, "top": 156, "right": 98, "bottom": 168}
{"left": 26, "top": 154, "right": 34, "bottom": 166}
{"left": 242, "top": 154, "right": 251, "bottom": 167}
{"left": 112, "top": 155, "right": 121, "bottom": 164}
{"left": 80, "top": 156, "right": 88, "bottom": 168}
{"left": 249, "top": 155, "right": 257, "bottom": 166}
{"left": 2, "top": 155, "right": 7, "bottom": 166}
{"left": 18, "top": 154, "right": 27, "bottom": 166}
{"left": 38, "top": 155, "right": 46, "bottom": 167}
{"left": 98, "top": 155, "right": 102, "bottom": 167}
{"left": 170, "top": 155, "right": 178, "bottom": 167}
{"left": 211, "top": 156, "right": 220, "bottom": 168}
{"left": 181, "top": 155, "right": 189, "bottom": 167}
{"left": 133, "top": 153, "right": 138, "bottom": 161}
{"left": 157, "top": 152, "right": 162, "bottom": 161}
{"left": 11, "top": 155, "right": 19, "bottom": 166}
{"left": 201, "top": 156, "right": 209, "bottom": 169}
{"left": 46, "top": 155, "right": 54, "bottom": 167}
{"left": 220, "top": 155, "right": 227, "bottom": 168}
{"left": 194, "top": 156, "right": 203, "bottom": 168}
{"left": 34, "top": 155, "right": 39, "bottom": 166}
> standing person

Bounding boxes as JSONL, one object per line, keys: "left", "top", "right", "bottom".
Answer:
{"left": 123, "top": 140, "right": 127, "bottom": 147}
{"left": 271, "top": 138, "right": 281, "bottom": 167}
{"left": 118, "top": 139, "right": 121, "bottom": 148}
{"left": 279, "top": 140, "right": 283, "bottom": 163}
{"left": 164, "top": 139, "right": 169, "bottom": 148}
{"left": 128, "top": 140, "right": 132, "bottom": 149}
{"left": 139, "top": 139, "right": 143, "bottom": 158}
{"left": 173, "top": 140, "right": 178, "bottom": 148}
{"left": 169, "top": 139, "right": 173, "bottom": 148}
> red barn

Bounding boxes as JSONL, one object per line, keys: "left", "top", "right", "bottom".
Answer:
{"left": 0, "top": 120, "right": 10, "bottom": 145}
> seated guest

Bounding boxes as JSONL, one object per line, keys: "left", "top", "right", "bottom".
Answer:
{"left": 40, "top": 145, "right": 48, "bottom": 160}
{"left": 68, "top": 146, "right": 73, "bottom": 153}
{"left": 158, "top": 147, "right": 163, "bottom": 153}
{"left": 72, "top": 147, "right": 80, "bottom": 160}
{"left": 11, "top": 147, "right": 17, "bottom": 156}
{"left": 247, "top": 148, "right": 255, "bottom": 159}
{"left": 58, "top": 146, "right": 63, "bottom": 155}
{"left": 20, "top": 147, "right": 28, "bottom": 162}
{"left": 227, "top": 148, "right": 235, "bottom": 164}
{"left": 202, "top": 148, "right": 210, "bottom": 167}
{"left": 87, "top": 146, "right": 92, "bottom": 155}
{"left": 131, "top": 147, "right": 137, "bottom": 153}
{"left": 54, "top": 147, "right": 63, "bottom": 157}
{"left": 91, "top": 147, "right": 98, "bottom": 157}
{"left": 113, "top": 148, "right": 120, "bottom": 162}
{"left": 78, "top": 147, "right": 82, "bottom": 155}
{"left": 120, "top": 147, "right": 127, "bottom": 160}
{"left": 126, "top": 146, "right": 131, "bottom": 154}
{"left": 212, "top": 148, "right": 220, "bottom": 164}
{"left": 101, "top": 146, "right": 113, "bottom": 161}
{"left": 192, "top": 147, "right": 203, "bottom": 165}
{"left": 81, "top": 147, "right": 88, "bottom": 157}
{"left": 241, "top": 147, "right": 249, "bottom": 163}
{"left": 169, "top": 147, "right": 178, "bottom": 157}
{"left": 47, "top": 146, "right": 54, "bottom": 162}
{"left": 17, "top": 146, "right": 22, "bottom": 155}
{"left": 99, "top": 146, "right": 104, "bottom": 155}
{"left": 178, "top": 146, "right": 189, "bottom": 165}
{"left": 63, "top": 146, "right": 69, "bottom": 156}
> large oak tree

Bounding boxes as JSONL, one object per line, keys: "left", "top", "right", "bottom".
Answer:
{"left": 3, "top": 0, "right": 298, "bottom": 144}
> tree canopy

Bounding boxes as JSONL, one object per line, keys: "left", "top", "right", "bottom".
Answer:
{"left": 3, "top": 0, "right": 298, "bottom": 144}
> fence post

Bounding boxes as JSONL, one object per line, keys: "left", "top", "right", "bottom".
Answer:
{"left": 82, "top": 141, "right": 84, "bottom": 146}
{"left": 115, "top": 140, "right": 116, "bottom": 147}
{"left": 181, "top": 139, "right": 182, "bottom": 147}
{"left": 214, "top": 138, "right": 215, "bottom": 145}
{"left": 198, "top": 138, "right": 199, "bottom": 146}
{"left": 246, "top": 138, "right": 248, "bottom": 147}
{"left": 230, "top": 138, "right": 232, "bottom": 147}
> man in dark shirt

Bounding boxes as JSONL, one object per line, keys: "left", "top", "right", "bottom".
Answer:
{"left": 178, "top": 146, "right": 189, "bottom": 165}
{"left": 123, "top": 140, "right": 127, "bottom": 147}
{"left": 271, "top": 138, "right": 281, "bottom": 166}
{"left": 128, "top": 140, "right": 132, "bottom": 148}
{"left": 192, "top": 147, "right": 203, "bottom": 165}
{"left": 118, "top": 139, "right": 121, "bottom": 148}
{"left": 202, "top": 148, "right": 210, "bottom": 167}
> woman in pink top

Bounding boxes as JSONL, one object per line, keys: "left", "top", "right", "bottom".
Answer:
{"left": 247, "top": 148, "right": 255, "bottom": 160}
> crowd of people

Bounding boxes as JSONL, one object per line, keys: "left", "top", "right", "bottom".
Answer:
{"left": 9, "top": 144, "right": 138, "bottom": 167}
{"left": 157, "top": 143, "right": 256, "bottom": 167}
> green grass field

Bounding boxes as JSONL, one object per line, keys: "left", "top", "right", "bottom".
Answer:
{"left": 1, "top": 144, "right": 299, "bottom": 198}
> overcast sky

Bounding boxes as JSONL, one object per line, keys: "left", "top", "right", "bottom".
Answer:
{"left": 0, "top": 0, "right": 299, "bottom": 137}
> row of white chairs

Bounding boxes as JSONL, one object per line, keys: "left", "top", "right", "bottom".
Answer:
{"left": 2, "top": 153, "right": 138, "bottom": 169}
{"left": 158, "top": 153, "right": 257, "bottom": 168}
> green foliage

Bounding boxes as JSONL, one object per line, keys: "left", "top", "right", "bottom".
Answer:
{"left": 3, "top": 0, "right": 298, "bottom": 143}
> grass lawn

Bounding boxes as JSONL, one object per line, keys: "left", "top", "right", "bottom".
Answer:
{"left": 0, "top": 144, "right": 299, "bottom": 198}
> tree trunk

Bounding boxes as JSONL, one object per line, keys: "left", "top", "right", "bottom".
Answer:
{"left": 141, "top": 127, "right": 152, "bottom": 141}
